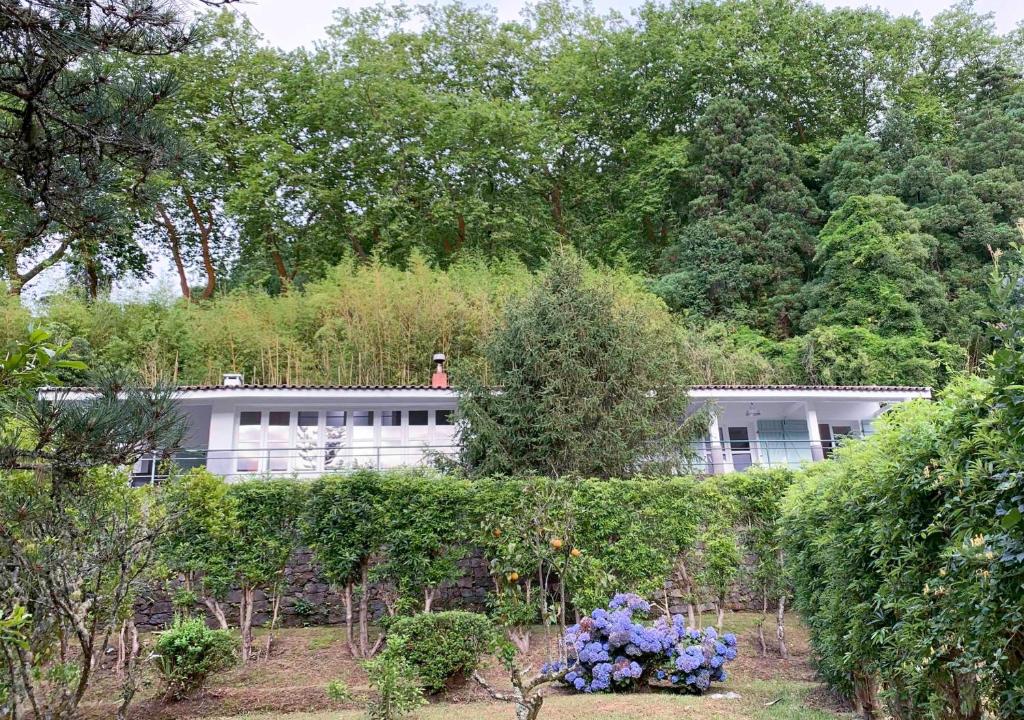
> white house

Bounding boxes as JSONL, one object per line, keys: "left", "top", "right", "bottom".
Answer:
{"left": 44, "top": 359, "right": 931, "bottom": 482}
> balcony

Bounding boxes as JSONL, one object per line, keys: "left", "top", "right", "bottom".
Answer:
{"left": 131, "top": 444, "right": 460, "bottom": 485}
{"left": 131, "top": 435, "right": 859, "bottom": 484}
{"left": 680, "top": 436, "right": 858, "bottom": 475}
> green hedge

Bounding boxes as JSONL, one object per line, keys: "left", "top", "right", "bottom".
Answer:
{"left": 782, "top": 375, "right": 1024, "bottom": 719}
{"left": 162, "top": 468, "right": 795, "bottom": 624}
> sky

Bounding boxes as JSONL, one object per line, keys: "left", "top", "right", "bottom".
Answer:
{"left": 239, "top": 0, "right": 1024, "bottom": 51}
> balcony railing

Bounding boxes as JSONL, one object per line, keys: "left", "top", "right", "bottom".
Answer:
{"left": 680, "top": 437, "right": 858, "bottom": 474}
{"left": 132, "top": 436, "right": 859, "bottom": 484}
{"left": 131, "top": 444, "right": 460, "bottom": 485}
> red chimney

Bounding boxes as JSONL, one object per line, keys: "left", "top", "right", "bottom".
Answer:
{"left": 431, "top": 352, "right": 448, "bottom": 389}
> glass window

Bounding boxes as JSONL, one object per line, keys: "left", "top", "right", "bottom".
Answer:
{"left": 434, "top": 409, "right": 455, "bottom": 448}
{"left": 380, "top": 411, "right": 403, "bottom": 468}
{"left": 727, "top": 426, "right": 753, "bottom": 471}
{"left": 819, "top": 423, "right": 835, "bottom": 458}
{"left": 296, "top": 411, "right": 320, "bottom": 473}
{"left": 237, "top": 411, "right": 262, "bottom": 473}
{"left": 351, "top": 411, "right": 375, "bottom": 457}
{"left": 267, "top": 411, "right": 290, "bottom": 472}
{"left": 408, "top": 410, "right": 429, "bottom": 426}
{"left": 325, "top": 410, "right": 347, "bottom": 470}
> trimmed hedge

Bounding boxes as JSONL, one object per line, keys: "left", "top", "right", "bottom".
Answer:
{"left": 783, "top": 375, "right": 1024, "bottom": 719}
{"left": 162, "top": 468, "right": 795, "bottom": 630}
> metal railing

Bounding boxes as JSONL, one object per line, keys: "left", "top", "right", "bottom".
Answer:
{"left": 132, "top": 436, "right": 861, "bottom": 484}
{"left": 131, "top": 444, "right": 460, "bottom": 484}
{"left": 680, "top": 437, "right": 860, "bottom": 474}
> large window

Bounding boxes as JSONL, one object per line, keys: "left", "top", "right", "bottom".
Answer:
{"left": 237, "top": 411, "right": 262, "bottom": 472}
{"left": 380, "top": 411, "right": 403, "bottom": 468}
{"left": 324, "top": 411, "right": 347, "bottom": 470}
{"left": 233, "top": 407, "right": 456, "bottom": 474}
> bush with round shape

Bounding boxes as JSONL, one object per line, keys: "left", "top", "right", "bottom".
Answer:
{"left": 153, "top": 615, "right": 236, "bottom": 699}
{"left": 386, "top": 611, "right": 500, "bottom": 693}
{"left": 543, "top": 593, "right": 737, "bottom": 694}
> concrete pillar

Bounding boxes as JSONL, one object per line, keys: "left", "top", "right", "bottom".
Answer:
{"left": 708, "top": 413, "right": 726, "bottom": 474}
{"left": 806, "top": 403, "right": 824, "bottom": 461}
{"left": 205, "top": 401, "right": 237, "bottom": 479}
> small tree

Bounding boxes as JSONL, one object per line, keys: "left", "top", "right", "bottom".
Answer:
{"left": 721, "top": 469, "right": 795, "bottom": 658}
{"left": 457, "top": 250, "right": 705, "bottom": 478}
{"left": 158, "top": 469, "right": 239, "bottom": 629}
{"left": 473, "top": 644, "right": 570, "bottom": 720}
{"left": 303, "top": 472, "right": 384, "bottom": 658}
{"left": 0, "top": 375, "right": 186, "bottom": 720}
{"left": 377, "top": 475, "right": 471, "bottom": 612}
{"left": 699, "top": 530, "right": 742, "bottom": 631}
{"left": 478, "top": 477, "right": 580, "bottom": 655}
{"left": 228, "top": 480, "right": 305, "bottom": 661}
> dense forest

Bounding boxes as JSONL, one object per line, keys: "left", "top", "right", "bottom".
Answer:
{"left": 1, "top": 0, "right": 1022, "bottom": 388}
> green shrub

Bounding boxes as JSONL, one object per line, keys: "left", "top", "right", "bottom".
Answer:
{"left": 153, "top": 616, "right": 237, "bottom": 699}
{"left": 364, "top": 646, "right": 426, "bottom": 720}
{"left": 386, "top": 611, "right": 500, "bottom": 693}
{"left": 325, "top": 678, "right": 352, "bottom": 701}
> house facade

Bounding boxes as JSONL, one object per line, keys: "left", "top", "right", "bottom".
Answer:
{"left": 46, "top": 366, "right": 931, "bottom": 482}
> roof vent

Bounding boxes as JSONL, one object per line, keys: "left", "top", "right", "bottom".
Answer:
{"left": 431, "top": 353, "right": 448, "bottom": 389}
{"left": 222, "top": 373, "right": 244, "bottom": 387}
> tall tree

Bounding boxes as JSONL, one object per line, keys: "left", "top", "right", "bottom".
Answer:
{"left": 803, "top": 194, "right": 947, "bottom": 337}
{"left": 655, "top": 97, "right": 820, "bottom": 334}
{"left": 457, "top": 250, "right": 705, "bottom": 478}
{"left": 0, "top": 0, "right": 236, "bottom": 297}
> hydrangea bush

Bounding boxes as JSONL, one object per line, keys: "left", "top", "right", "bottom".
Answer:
{"left": 542, "top": 593, "right": 737, "bottom": 694}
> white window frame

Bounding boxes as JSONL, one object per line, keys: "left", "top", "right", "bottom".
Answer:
{"left": 231, "top": 407, "right": 454, "bottom": 474}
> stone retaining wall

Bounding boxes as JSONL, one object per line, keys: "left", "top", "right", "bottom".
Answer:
{"left": 133, "top": 548, "right": 762, "bottom": 630}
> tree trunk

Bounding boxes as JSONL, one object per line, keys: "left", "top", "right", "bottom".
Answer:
{"left": 264, "top": 591, "right": 282, "bottom": 660}
{"left": 675, "top": 558, "right": 696, "bottom": 628}
{"left": 716, "top": 594, "right": 725, "bottom": 632}
{"left": 358, "top": 559, "right": 370, "bottom": 657}
{"left": 203, "top": 597, "right": 229, "bottom": 630}
{"left": 758, "top": 590, "right": 768, "bottom": 658}
{"left": 549, "top": 182, "right": 566, "bottom": 237}
{"left": 852, "top": 668, "right": 881, "bottom": 719}
{"left": 776, "top": 595, "right": 788, "bottom": 659}
{"left": 115, "top": 620, "right": 140, "bottom": 720}
{"left": 424, "top": 587, "right": 433, "bottom": 613}
{"left": 269, "top": 243, "right": 291, "bottom": 292}
{"left": 343, "top": 583, "right": 356, "bottom": 658}
{"left": 82, "top": 245, "right": 100, "bottom": 301}
{"left": 157, "top": 202, "right": 191, "bottom": 300}
{"left": 183, "top": 189, "right": 218, "bottom": 299}
{"left": 239, "top": 586, "right": 255, "bottom": 663}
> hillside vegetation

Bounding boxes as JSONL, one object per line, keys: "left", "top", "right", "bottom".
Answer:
{"left": 3, "top": 0, "right": 1022, "bottom": 389}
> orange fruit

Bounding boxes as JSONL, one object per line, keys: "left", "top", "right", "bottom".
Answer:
{"left": 570, "top": 548, "right": 581, "bottom": 557}
{"left": 508, "top": 571, "right": 519, "bottom": 582}
{"left": 550, "top": 537, "right": 564, "bottom": 550}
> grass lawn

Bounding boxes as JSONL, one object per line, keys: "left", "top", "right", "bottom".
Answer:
{"left": 81, "top": 612, "right": 851, "bottom": 720}
{"left": 209, "top": 679, "right": 842, "bottom": 720}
